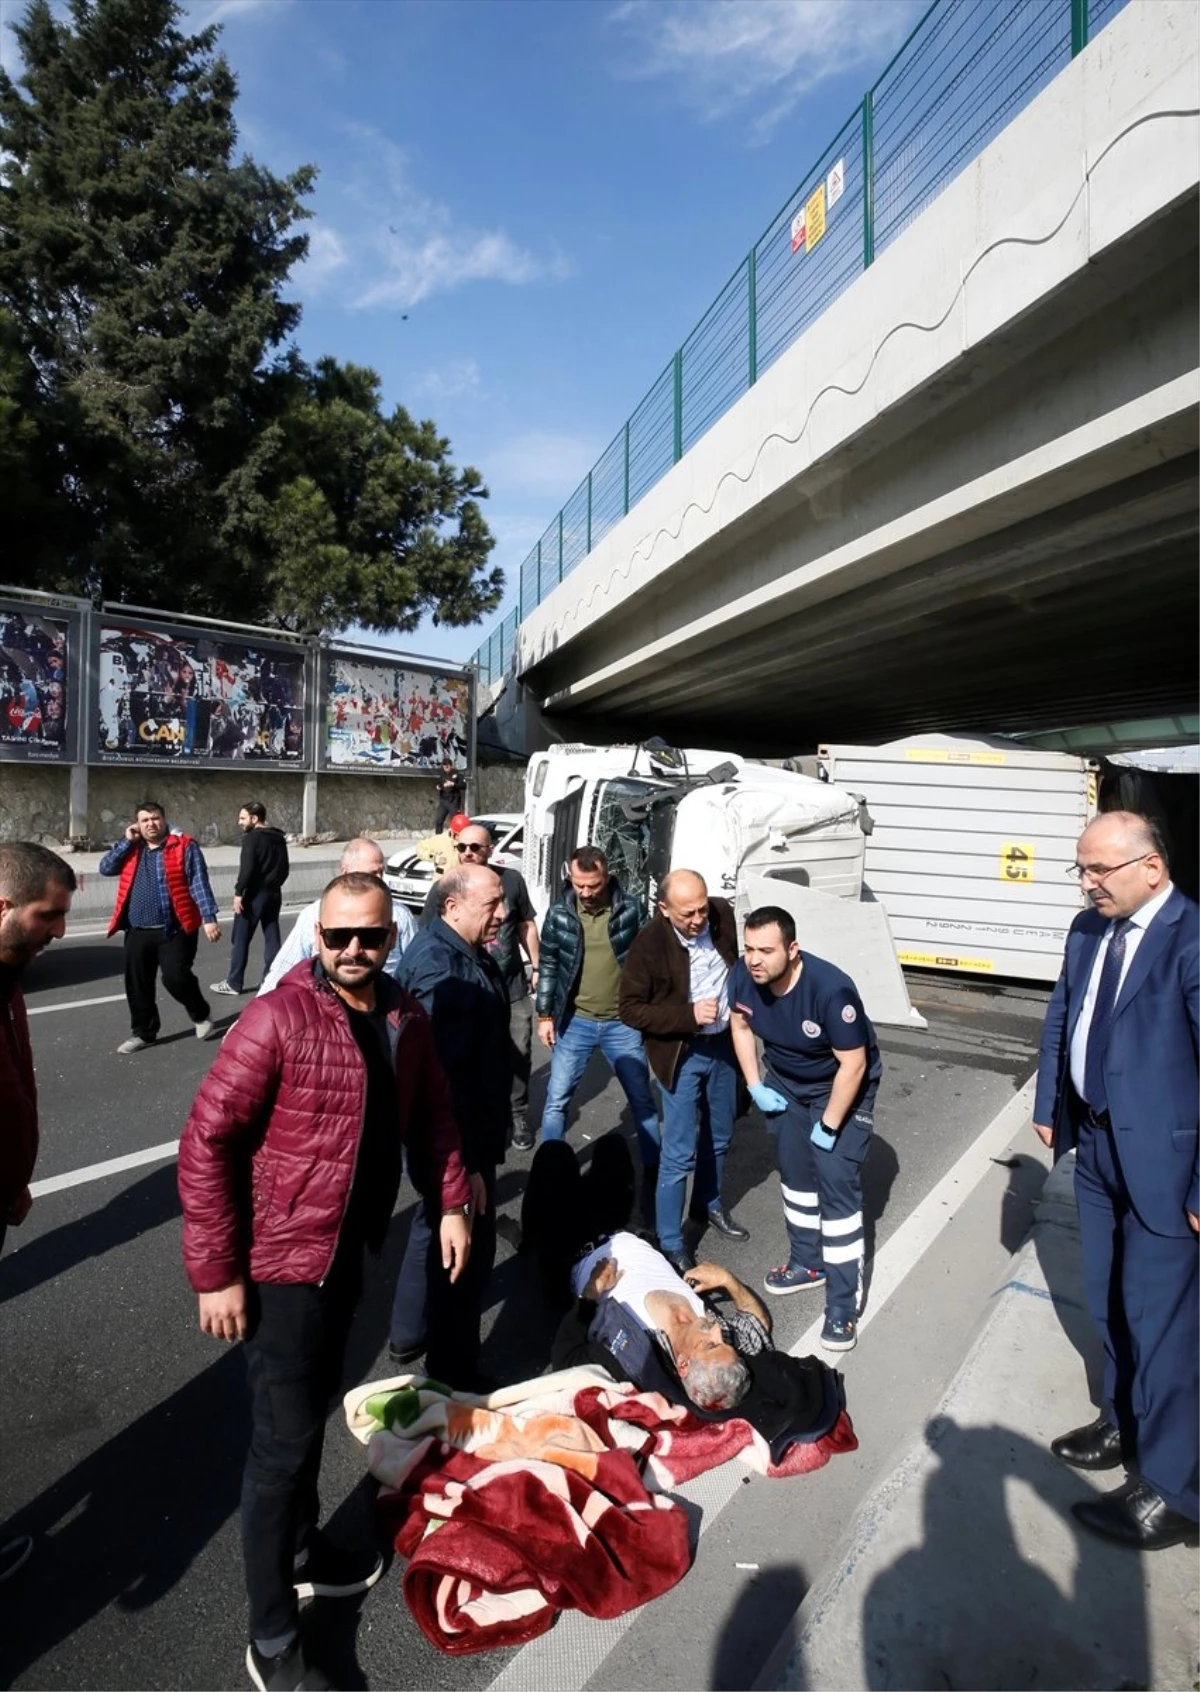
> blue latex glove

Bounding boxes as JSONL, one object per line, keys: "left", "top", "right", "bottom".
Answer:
{"left": 811, "top": 1119, "right": 839, "bottom": 1151}
{"left": 749, "top": 1082, "right": 789, "bottom": 1116}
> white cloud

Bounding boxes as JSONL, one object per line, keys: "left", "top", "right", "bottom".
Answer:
{"left": 611, "top": 0, "right": 923, "bottom": 143}
{"left": 184, "top": 0, "right": 291, "bottom": 27}
{"left": 482, "top": 431, "right": 603, "bottom": 500}
{"left": 410, "top": 359, "right": 487, "bottom": 404}
{"left": 336, "top": 126, "right": 571, "bottom": 312}
{"left": 296, "top": 223, "right": 350, "bottom": 294}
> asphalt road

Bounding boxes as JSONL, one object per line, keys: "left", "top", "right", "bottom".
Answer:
{"left": 0, "top": 920, "right": 1051, "bottom": 1692}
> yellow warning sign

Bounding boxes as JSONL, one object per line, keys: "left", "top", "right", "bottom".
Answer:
{"left": 1000, "top": 842, "right": 1035, "bottom": 882}
{"left": 904, "top": 748, "right": 1007, "bottom": 765}
{"left": 898, "top": 950, "right": 996, "bottom": 973}
{"left": 804, "top": 184, "right": 827, "bottom": 252}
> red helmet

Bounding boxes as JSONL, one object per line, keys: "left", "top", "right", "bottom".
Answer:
{"left": 448, "top": 812, "right": 470, "bottom": 835}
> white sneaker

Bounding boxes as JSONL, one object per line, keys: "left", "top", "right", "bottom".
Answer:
{"left": 117, "top": 1036, "right": 149, "bottom": 1055}
{"left": 194, "top": 1019, "right": 214, "bottom": 1041}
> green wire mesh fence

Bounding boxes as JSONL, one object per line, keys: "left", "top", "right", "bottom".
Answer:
{"left": 472, "top": 0, "right": 1129, "bottom": 686}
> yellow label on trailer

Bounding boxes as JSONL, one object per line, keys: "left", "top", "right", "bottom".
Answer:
{"left": 898, "top": 950, "right": 996, "bottom": 972}
{"left": 903, "top": 748, "right": 1007, "bottom": 765}
{"left": 1000, "top": 841, "right": 1035, "bottom": 882}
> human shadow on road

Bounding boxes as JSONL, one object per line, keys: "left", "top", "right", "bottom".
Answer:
{"left": 996, "top": 1152, "right": 1047, "bottom": 1254}
{"left": 860, "top": 1132, "right": 900, "bottom": 1313}
{"left": 0, "top": 1344, "right": 251, "bottom": 1690}
{"left": 0, "top": 1159, "right": 181, "bottom": 1307}
{"left": 22, "top": 942, "right": 123, "bottom": 996}
{"left": 709, "top": 1561, "right": 808, "bottom": 1691}
{"left": 859, "top": 1415, "right": 1148, "bottom": 1691}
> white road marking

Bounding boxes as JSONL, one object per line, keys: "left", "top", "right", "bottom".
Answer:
{"left": 483, "top": 1074, "right": 1038, "bottom": 1692}
{"left": 26, "top": 993, "right": 127, "bottom": 1016}
{"left": 30, "top": 1140, "right": 180, "bottom": 1198}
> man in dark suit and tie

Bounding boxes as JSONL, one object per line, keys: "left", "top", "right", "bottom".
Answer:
{"left": 1033, "top": 810, "right": 1198, "bottom": 1550}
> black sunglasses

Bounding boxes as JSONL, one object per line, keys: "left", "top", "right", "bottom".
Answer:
{"left": 318, "top": 925, "right": 392, "bottom": 950}
{"left": 454, "top": 841, "right": 489, "bottom": 853}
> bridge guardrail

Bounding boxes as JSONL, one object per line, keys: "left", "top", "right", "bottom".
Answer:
{"left": 472, "top": 0, "right": 1128, "bottom": 688}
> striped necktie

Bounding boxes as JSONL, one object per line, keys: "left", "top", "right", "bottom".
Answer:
{"left": 1082, "top": 918, "right": 1132, "bottom": 1116}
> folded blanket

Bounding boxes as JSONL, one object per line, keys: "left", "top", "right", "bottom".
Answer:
{"left": 343, "top": 1368, "right": 856, "bottom": 1654}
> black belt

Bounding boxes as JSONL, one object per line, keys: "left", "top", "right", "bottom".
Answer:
{"left": 1083, "top": 1106, "right": 1112, "bottom": 1130}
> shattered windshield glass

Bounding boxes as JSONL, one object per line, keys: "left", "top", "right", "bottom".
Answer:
{"left": 593, "top": 778, "right": 667, "bottom": 907}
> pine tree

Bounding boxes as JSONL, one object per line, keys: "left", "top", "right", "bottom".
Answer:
{"left": 0, "top": 0, "right": 499, "bottom": 633}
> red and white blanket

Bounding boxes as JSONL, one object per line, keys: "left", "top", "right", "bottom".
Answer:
{"left": 343, "top": 1366, "right": 856, "bottom": 1654}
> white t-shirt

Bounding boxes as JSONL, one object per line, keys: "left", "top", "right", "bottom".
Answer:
{"left": 571, "top": 1229, "right": 705, "bottom": 1330}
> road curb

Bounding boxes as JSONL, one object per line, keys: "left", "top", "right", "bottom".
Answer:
{"left": 756, "top": 1152, "right": 1199, "bottom": 1691}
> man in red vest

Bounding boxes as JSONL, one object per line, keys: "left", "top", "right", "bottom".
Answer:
{"left": 100, "top": 800, "right": 221, "bottom": 1054}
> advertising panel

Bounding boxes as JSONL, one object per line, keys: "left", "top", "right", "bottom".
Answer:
{"left": 321, "top": 650, "right": 472, "bottom": 774}
{"left": 0, "top": 597, "right": 75, "bottom": 764}
{"left": 94, "top": 619, "right": 307, "bottom": 766}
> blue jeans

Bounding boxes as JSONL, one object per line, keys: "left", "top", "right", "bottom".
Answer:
{"left": 540, "top": 1014, "right": 660, "bottom": 1168}
{"left": 656, "top": 1031, "right": 738, "bottom": 1254}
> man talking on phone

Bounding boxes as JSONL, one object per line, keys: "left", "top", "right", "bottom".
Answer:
{"left": 99, "top": 799, "right": 221, "bottom": 1054}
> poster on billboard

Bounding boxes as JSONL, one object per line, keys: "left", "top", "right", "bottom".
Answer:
{"left": 0, "top": 596, "right": 76, "bottom": 764}
{"left": 321, "top": 650, "right": 472, "bottom": 774}
{"left": 93, "top": 619, "right": 308, "bottom": 766}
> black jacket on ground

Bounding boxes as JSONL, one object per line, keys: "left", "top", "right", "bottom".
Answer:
{"left": 235, "top": 826, "right": 290, "bottom": 898}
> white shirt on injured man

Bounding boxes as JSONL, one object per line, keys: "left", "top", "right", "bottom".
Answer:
{"left": 572, "top": 1229, "right": 705, "bottom": 1328}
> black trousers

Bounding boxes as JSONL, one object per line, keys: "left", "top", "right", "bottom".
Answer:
{"left": 228, "top": 889, "right": 284, "bottom": 991}
{"left": 433, "top": 800, "right": 458, "bottom": 833}
{"left": 241, "top": 1254, "right": 362, "bottom": 1644}
{"left": 123, "top": 927, "right": 209, "bottom": 1040}
{"left": 389, "top": 1162, "right": 497, "bottom": 1387}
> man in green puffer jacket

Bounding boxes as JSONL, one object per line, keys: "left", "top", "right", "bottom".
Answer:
{"left": 535, "top": 846, "right": 660, "bottom": 1213}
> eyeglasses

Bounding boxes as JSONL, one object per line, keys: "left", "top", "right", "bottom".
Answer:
{"left": 318, "top": 925, "right": 392, "bottom": 950}
{"left": 454, "top": 842, "right": 489, "bottom": 854}
{"left": 1065, "top": 854, "right": 1150, "bottom": 883}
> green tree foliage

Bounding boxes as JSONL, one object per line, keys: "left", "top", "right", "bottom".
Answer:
{"left": 0, "top": 0, "right": 499, "bottom": 632}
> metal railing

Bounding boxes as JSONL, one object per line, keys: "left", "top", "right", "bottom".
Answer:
{"left": 471, "top": 0, "right": 1128, "bottom": 686}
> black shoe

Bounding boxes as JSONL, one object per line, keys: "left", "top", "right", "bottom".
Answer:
{"left": 1051, "top": 1414, "right": 1124, "bottom": 1471}
{"left": 246, "top": 1639, "right": 330, "bottom": 1692}
{"left": 510, "top": 1120, "right": 535, "bottom": 1152}
{"left": 387, "top": 1338, "right": 427, "bottom": 1368}
{"left": 293, "top": 1535, "right": 384, "bottom": 1600}
{"left": 1072, "top": 1477, "right": 1199, "bottom": 1550}
{"left": 698, "top": 1206, "right": 750, "bottom": 1242}
{"left": 662, "top": 1246, "right": 696, "bottom": 1276}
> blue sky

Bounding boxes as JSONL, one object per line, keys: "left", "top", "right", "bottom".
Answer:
{"left": 4, "top": 0, "right": 924, "bottom": 664}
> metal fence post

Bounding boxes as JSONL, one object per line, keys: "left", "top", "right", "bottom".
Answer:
{"left": 558, "top": 510, "right": 564, "bottom": 583}
{"left": 862, "top": 91, "right": 875, "bottom": 268}
{"left": 623, "top": 422, "right": 630, "bottom": 515}
{"left": 1070, "top": 0, "right": 1088, "bottom": 55}
{"left": 672, "top": 351, "right": 683, "bottom": 463}
{"left": 586, "top": 470, "right": 593, "bottom": 553}
{"left": 748, "top": 249, "right": 758, "bottom": 386}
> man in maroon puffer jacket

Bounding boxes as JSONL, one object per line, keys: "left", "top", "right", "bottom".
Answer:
{"left": 179, "top": 871, "right": 472, "bottom": 1692}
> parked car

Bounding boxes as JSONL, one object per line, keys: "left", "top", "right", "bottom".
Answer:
{"left": 383, "top": 813, "right": 524, "bottom": 909}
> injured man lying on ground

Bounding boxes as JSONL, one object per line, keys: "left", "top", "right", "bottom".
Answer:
{"left": 527, "top": 1135, "right": 846, "bottom": 1453}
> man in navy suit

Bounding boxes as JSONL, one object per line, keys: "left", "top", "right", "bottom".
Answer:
{"left": 1034, "top": 810, "right": 1198, "bottom": 1550}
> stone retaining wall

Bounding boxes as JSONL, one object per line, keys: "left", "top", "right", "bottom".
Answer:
{"left": 0, "top": 759, "right": 528, "bottom": 846}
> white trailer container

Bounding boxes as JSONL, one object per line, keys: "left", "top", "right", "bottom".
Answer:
{"left": 817, "top": 734, "right": 1098, "bottom": 982}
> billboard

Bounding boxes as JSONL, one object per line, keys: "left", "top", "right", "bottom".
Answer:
{"left": 0, "top": 598, "right": 75, "bottom": 764}
{"left": 93, "top": 619, "right": 308, "bottom": 766}
{"left": 321, "top": 650, "right": 472, "bottom": 774}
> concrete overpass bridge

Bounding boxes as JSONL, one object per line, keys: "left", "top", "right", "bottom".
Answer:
{"left": 474, "top": 0, "right": 1198, "bottom": 759}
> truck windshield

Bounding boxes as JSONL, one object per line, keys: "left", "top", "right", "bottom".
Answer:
{"left": 593, "top": 777, "right": 669, "bottom": 907}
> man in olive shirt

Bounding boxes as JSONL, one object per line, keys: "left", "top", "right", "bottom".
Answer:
{"left": 535, "top": 847, "right": 659, "bottom": 1170}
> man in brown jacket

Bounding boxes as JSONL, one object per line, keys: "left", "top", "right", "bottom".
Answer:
{"left": 620, "top": 870, "right": 747, "bottom": 1274}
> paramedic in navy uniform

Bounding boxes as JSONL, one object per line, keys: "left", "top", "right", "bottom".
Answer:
{"left": 729, "top": 905, "right": 881, "bottom": 1354}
